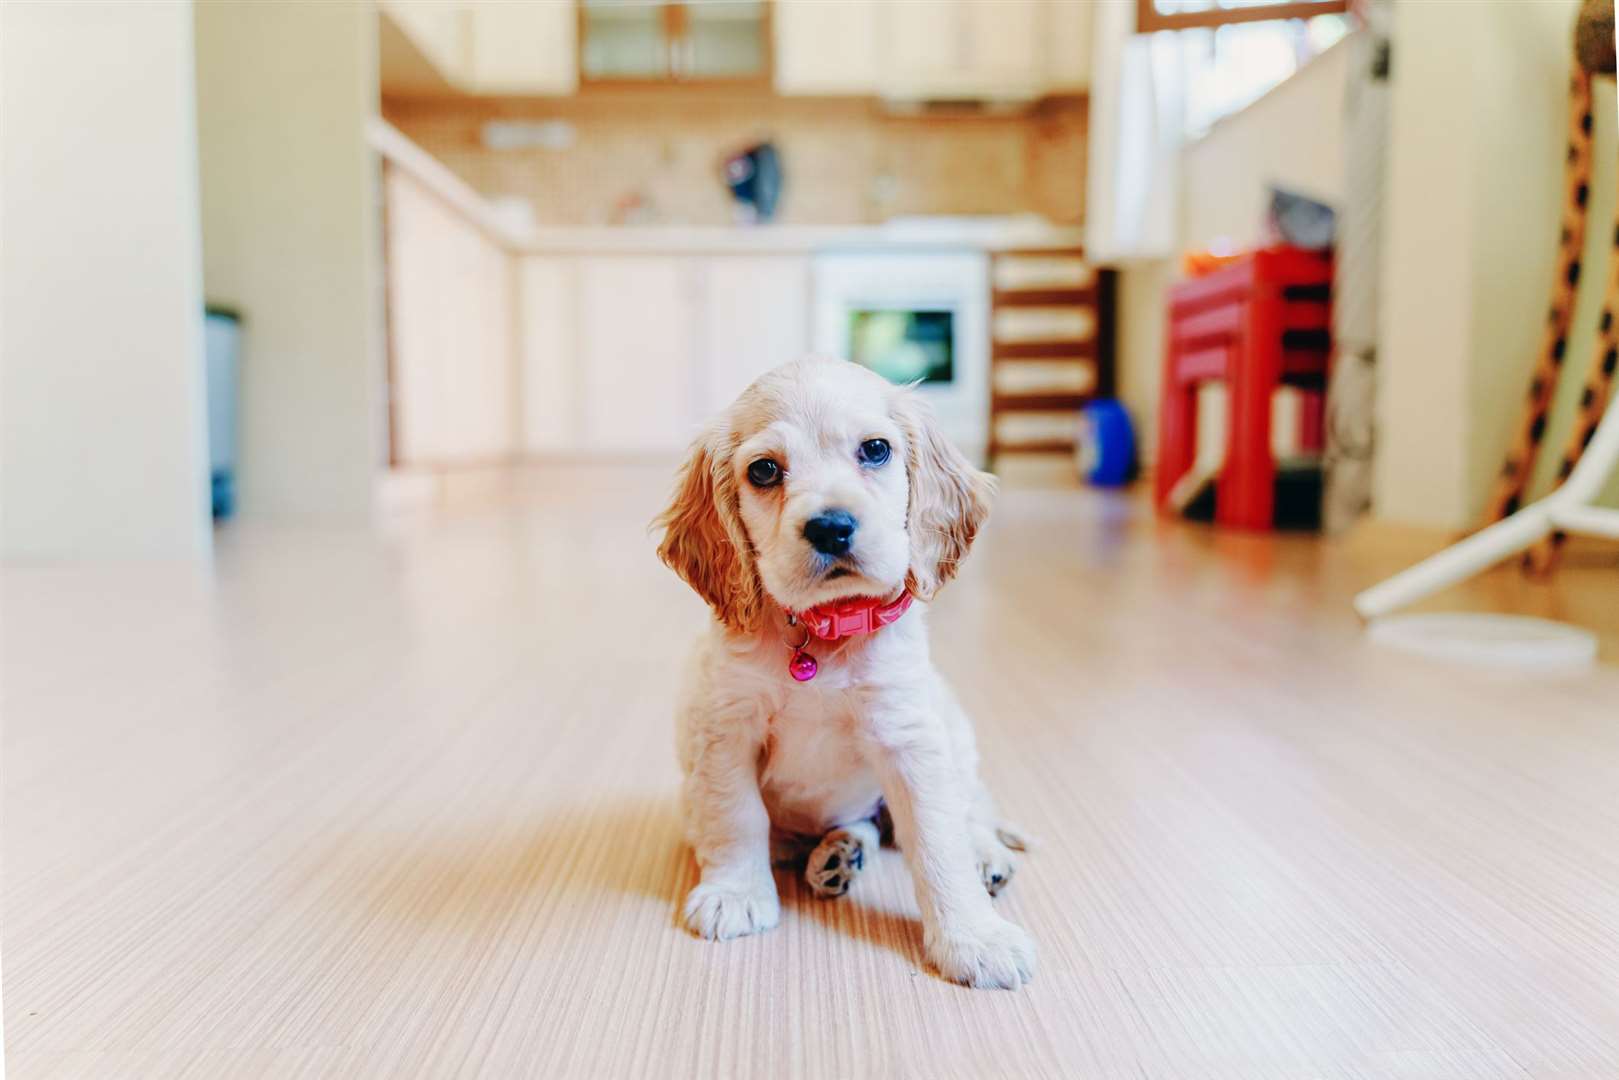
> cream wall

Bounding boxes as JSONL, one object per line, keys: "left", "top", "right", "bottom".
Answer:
{"left": 194, "top": 2, "right": 382, "bottom": 519}
{"left": 1376, "top": 2, "right": 1476, "bottom": 529}
{"left": 1113, "top": 259, "right": 1172, "bottom": 470}
{"left": 1377, "top": 0, "right": 1609, "bottom": 528}
{"left": 1, "top": 0, "right": 212, "bottom": 560}
{"left": 1179, "top": 42, "right": 1350, "bottom": 253}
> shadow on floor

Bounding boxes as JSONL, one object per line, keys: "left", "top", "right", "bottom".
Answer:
{"left": 773, "top": 844, "right": 928, "bottom": 971}
{"left": 324, "top": 793, "right": 689, "bottom": 928}
{"left": 327, "top": 791, "right": 928, "bottom": 970}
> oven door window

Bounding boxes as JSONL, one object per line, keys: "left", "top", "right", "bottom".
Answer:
{"left": 848, "top": 310, "right": 954, "bottom": 385}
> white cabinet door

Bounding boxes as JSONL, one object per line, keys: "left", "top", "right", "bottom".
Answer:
{"left": 878, "top": 0, "right": 958, "bottom": 99}
{"left": 517, "top": 256, "right": 577, "bottom": 453}
{"left": 880, "top": 0, "right": 1039, "bottom": 100}
{"left": 464, "top": 0, "right": 577, "bottom": 94}
{"left": 777, "top": 0, "right": 1088, "bottom": 100}
{"left": 385, "top": 167, "right": 517, "bottom": 466}
{"left": 1044, "top": 0, "right": 1092, "bottom": 92}
{"left": 773, "top": 0, "right": 878, "bottom": 95}
{"left": 577, "top": 257, "right": 701, "bottom": 453}
{"left": 520, "top": 254, "right": 807, "bottom": 453}
{"left": 380, "top": 0, "right": 468, "bottom": 85}
{"left": 879, "top": 0, "right": 1060, "bottom": 100}
{"left": 962, "top": 0, "right": 1043, "bottom": 97}
{"left": 699, "top": 255, "right": 812, "bottom": 414}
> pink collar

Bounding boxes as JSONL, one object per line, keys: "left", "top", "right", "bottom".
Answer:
{"left": 795, "top": 591, "right": 914, "bottom": 641}
{"left": 781, "top": 591, "right": 913, "bottom": 682}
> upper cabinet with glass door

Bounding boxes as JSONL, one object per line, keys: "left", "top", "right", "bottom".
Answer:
{"left": 773, "top": 0, "right": 1094, "bottom": 100}
{"left": 380, "top": 0, "right": 1095, "bottom": 100}
{"left": 580, "top": 0, "right": 768, "bottom": 84}
{"left": 379, "top": 0, "right": 579, "bottom": 95}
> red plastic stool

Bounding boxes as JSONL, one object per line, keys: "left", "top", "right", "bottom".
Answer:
{"left": 1155, "top": 247, "right": 1333, "bottom": 530}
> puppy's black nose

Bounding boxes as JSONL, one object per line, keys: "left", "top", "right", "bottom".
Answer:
{"left": 803, "top": 509, "right": 858, "bottom": 556}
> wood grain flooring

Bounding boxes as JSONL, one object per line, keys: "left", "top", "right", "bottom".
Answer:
{"left": 4, "top": 464, "right": 1618, "bottom": 1079}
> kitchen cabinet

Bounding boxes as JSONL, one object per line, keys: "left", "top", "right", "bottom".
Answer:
{"left": 960, "top": 0, "right": 1045, "bottom": 96}
{"left": 773, "top": 0, "right": 878, "bottom": 96}
{"left": 384, "top": 165, "right": 517, "bottom": 465}
{"left": 513, "top": 252, "right": 812, "bottom": 453}
{"left": 380, "top": 0, "right": 467, "bottom": 86}
{"left": 699, "top": 256, "right": 813, "bottom": 412}
{"left": 462, "top": 0, "right": 577, "bottom": 94}
{"left": 577, "top": 256, "right": 701, "bottom": 452}
{"left": 383, "top": 0, "right": 1087, "bottom": 100}
{"left": 517, "top": 257, "right": 577, "bottom": 453}
{"left": 776, "top": 0, "right": 1091, "bottom": 100}
{"left": 580, "top": 0, "right": 767, "bottom": 83}
{"left": 579, "top": 1, "right": 667, "bottom": 81}
{"left": 685, "top": 2, "right": 770, "bottom": 79}
{"left": 380, "top": 0, "right": 577, "bottom": 96}
{"left": 880, "top": 0, "right": 1043, "bottom": 101}
{"left": 1044, "top": 0, "right": 1093, "bottom": 92}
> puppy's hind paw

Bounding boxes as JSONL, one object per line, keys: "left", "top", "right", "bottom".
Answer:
{"left": 925, "top": 915, "right": 1036, "bottom": 989}
{"left": 973, "top": 826, "right": 1021, "bottom": 896}
{"left": 805, "top": 824, "right": 874, "bottom": 899}
{"left": 682, "top": 879, "right": 780, "bottom": 941}
{"left": 978, "top": 851, "right": 1016, "bottom": 897}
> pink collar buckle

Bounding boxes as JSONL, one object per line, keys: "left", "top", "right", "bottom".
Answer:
{"left": 781, "top": 591, "right": 913, "bottom": 682}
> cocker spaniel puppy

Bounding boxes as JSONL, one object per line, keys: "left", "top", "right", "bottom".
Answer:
{"left": 655, "top": 357, "right": 1034, "bottom": 989}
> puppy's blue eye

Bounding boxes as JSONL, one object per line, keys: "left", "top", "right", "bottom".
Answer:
{"left": 747, "top": 458, "right": 782, "bottom": 487}
{"left": 858, "top": 439, "right": 891, "bottom": 467}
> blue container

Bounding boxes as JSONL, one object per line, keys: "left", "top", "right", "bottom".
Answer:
{"left": 204, "top": 306, "right": 240, "bottom": 519}
{"left": 1078, "top": 399, "right": 1137, "bottom": 487}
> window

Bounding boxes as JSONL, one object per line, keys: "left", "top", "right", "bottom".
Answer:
{"left": 1136, "top": 0, "right": 1347, "bottom": 34}
{"left": 1139, "top": 1, "right": 1353, "bottom": 138}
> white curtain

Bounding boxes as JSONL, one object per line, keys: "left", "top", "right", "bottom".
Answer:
{"left": 1085, "top": 1, "right": 1186, "bottom": 262}
{"left": 1322, "top": 7, "right": 1389, "bottom": 533}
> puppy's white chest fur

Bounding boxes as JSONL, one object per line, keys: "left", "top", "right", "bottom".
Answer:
{"left": 678, "top": 618, "right": 922, "bottom": 841}
{"left": 759, "top": 685, "right": 882, "bottom": 837}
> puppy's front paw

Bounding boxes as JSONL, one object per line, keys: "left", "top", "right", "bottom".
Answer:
{"left": 925, "top": 915, "right": 1036, "bottom": 989}
{"left": 682, "top": 879, "right": 780, "bottom": 941}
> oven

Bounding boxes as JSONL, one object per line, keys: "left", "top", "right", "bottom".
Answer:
{"left": 811, "top": 251, "right": 989, "bottom": 458}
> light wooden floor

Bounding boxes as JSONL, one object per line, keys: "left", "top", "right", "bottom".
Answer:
{"left": 5, "top": 464, "right": 1618, "bottom": 1080}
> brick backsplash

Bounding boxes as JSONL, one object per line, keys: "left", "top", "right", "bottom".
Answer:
{"left": 383, "top": 90, "right": 1086, "bottom": 227}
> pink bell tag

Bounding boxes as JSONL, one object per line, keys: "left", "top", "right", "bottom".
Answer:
{"left": 788, "top": 650, "right": 819, "bottom": 682}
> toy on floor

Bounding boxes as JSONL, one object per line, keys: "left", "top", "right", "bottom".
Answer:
{"left": 1482, "top": 0, "right": 1617, "bottom": 574}
{"left": 1076, "top": 399, "right": 1137, "bottom": 487}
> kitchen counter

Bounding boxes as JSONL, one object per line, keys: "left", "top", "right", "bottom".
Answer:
{"left": 375, "top": 116, "right": 1093, "bottom": 467}
{"left": 515, "top": 220, "right": 1087, "bottom": 255}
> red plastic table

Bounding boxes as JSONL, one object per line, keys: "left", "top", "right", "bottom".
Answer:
{"left": 1155, "top": 248, "right": 1333, "bottom": 530}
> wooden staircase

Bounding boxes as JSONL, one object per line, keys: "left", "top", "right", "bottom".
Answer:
{"left": 986, "top": 248, "right": 1116, "bottom": 466}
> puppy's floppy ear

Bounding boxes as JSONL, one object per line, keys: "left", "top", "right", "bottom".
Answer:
{"left": 655, "top": 430, "right": 765, "bottom": 632}
{"left": 894, "top": 391, "right": 996, "bottom": 601}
